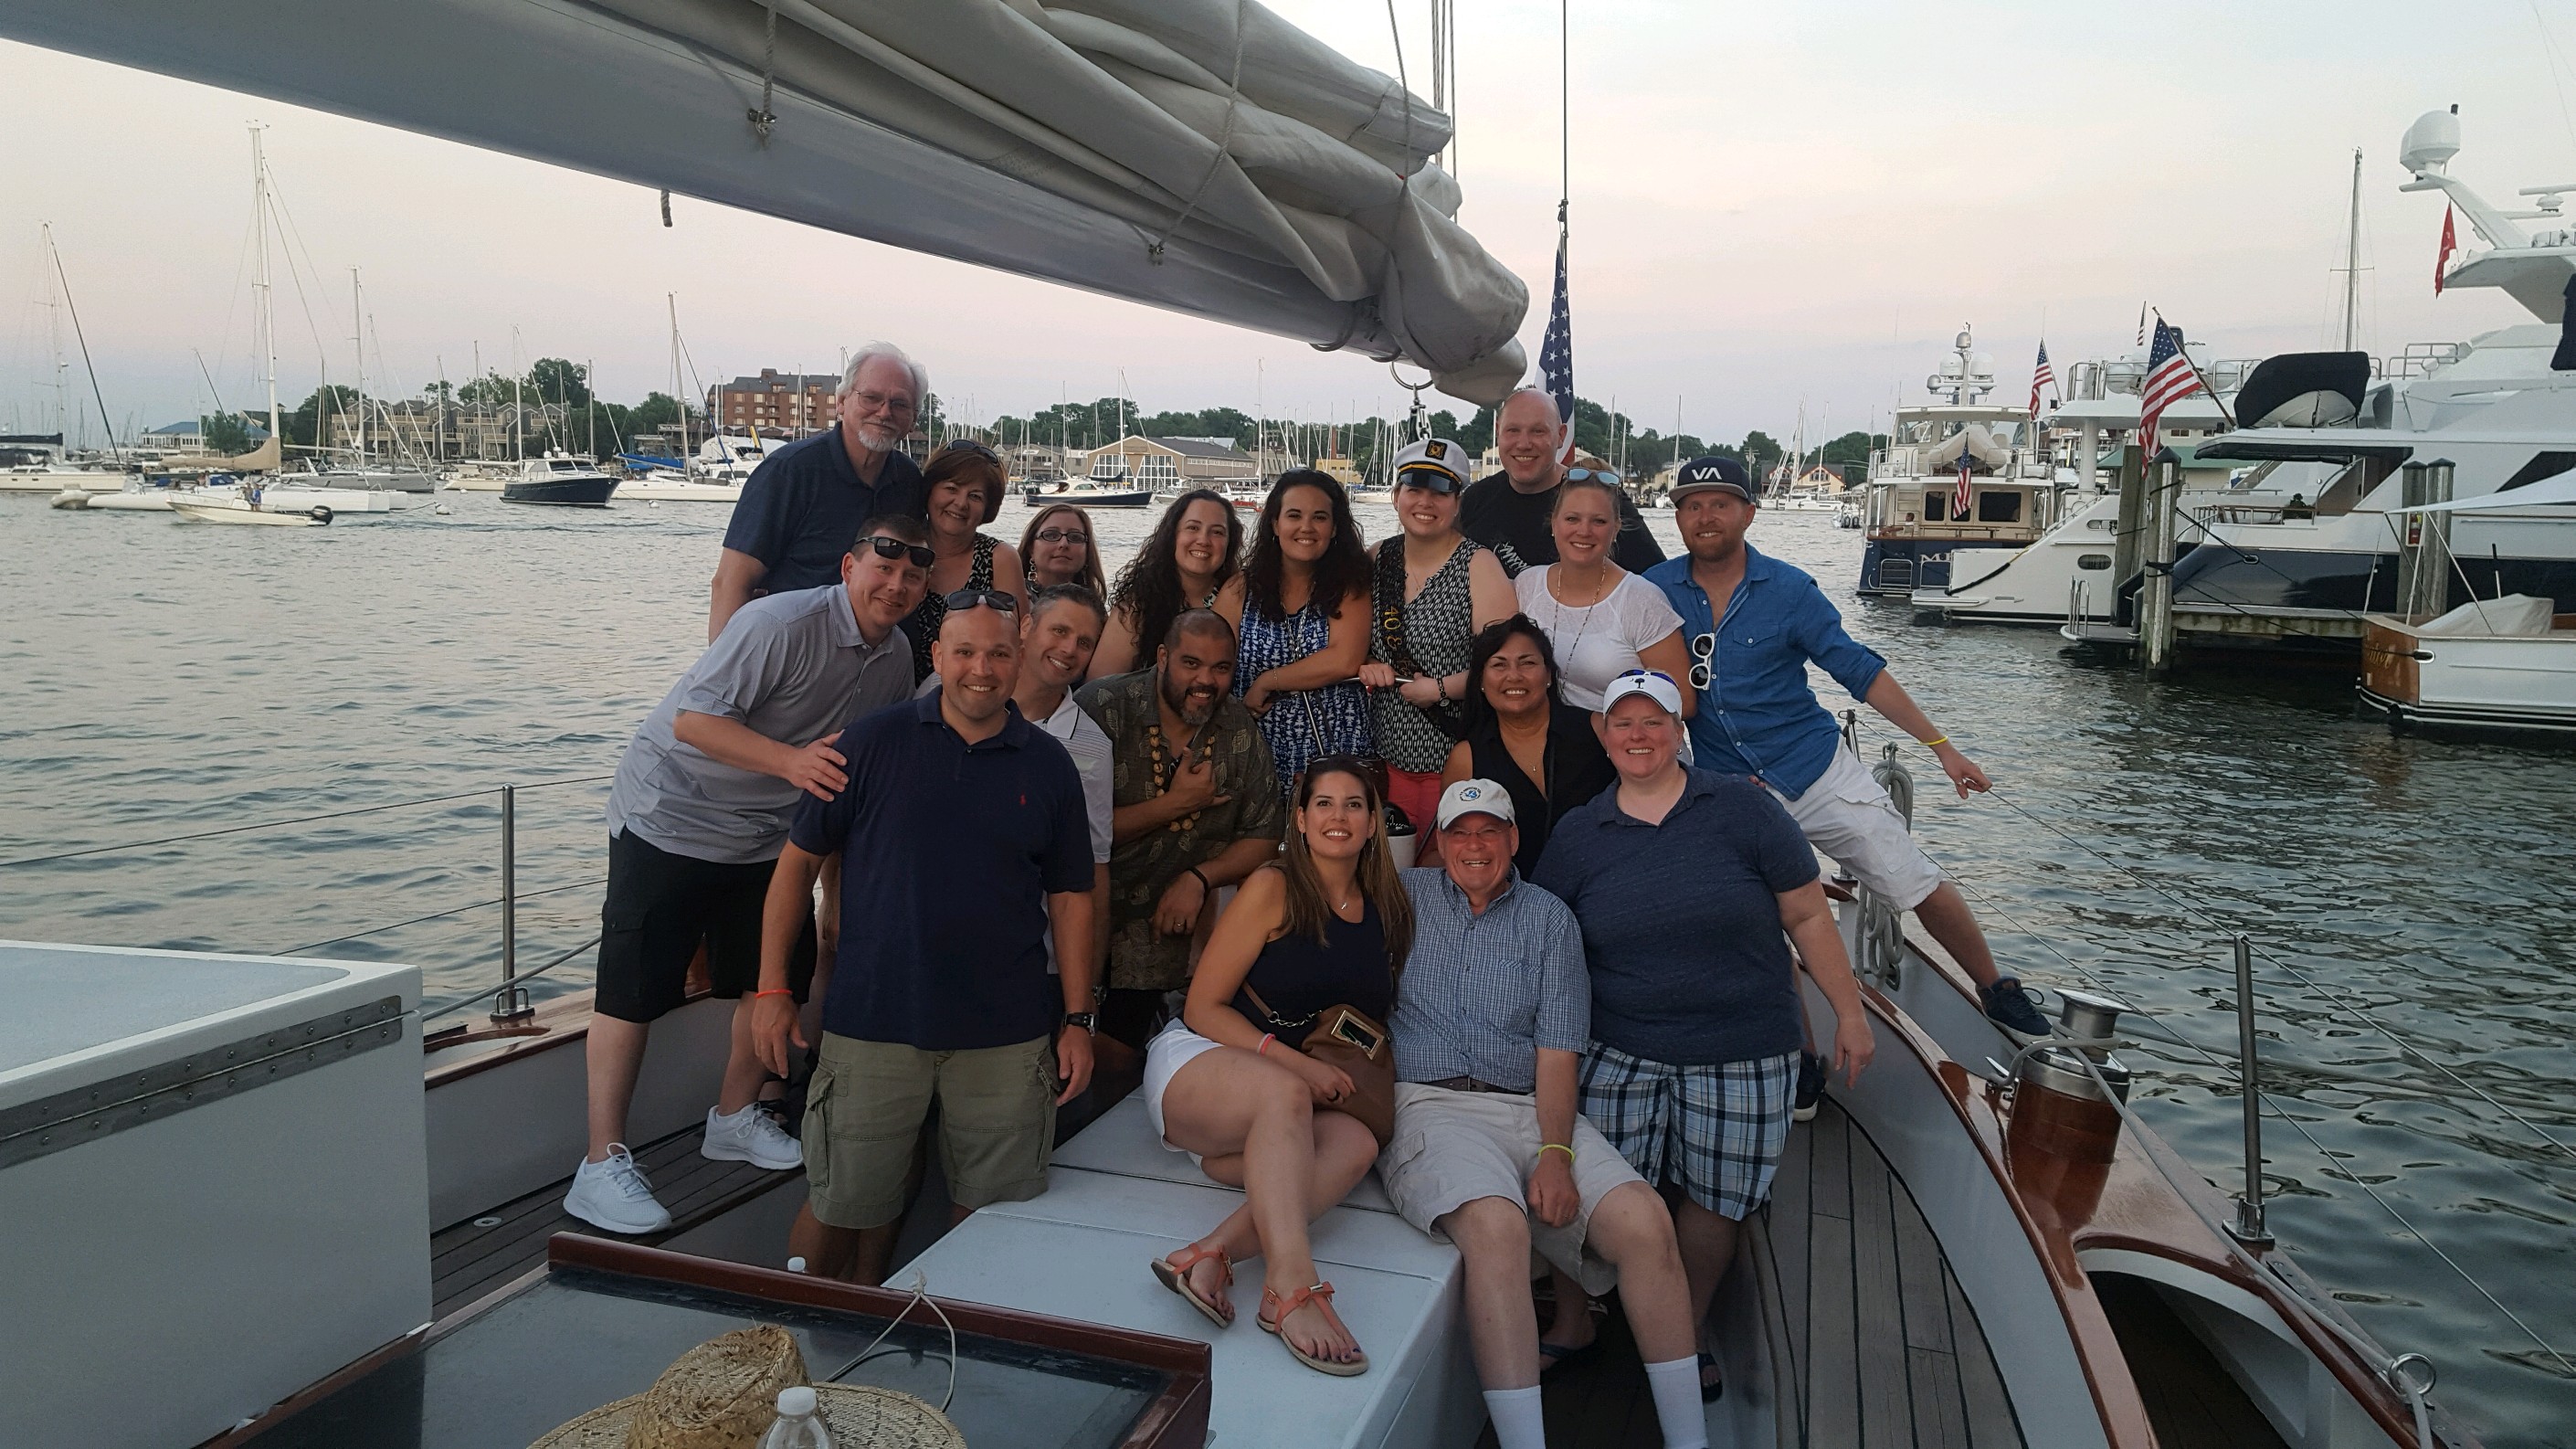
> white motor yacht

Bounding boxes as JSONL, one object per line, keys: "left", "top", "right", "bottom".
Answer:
{"left": 2169, "top": 110, "right": 2576, "bottom": 653}
{"left": 1856, "top": 329, "right": 2066, "bottom": 598}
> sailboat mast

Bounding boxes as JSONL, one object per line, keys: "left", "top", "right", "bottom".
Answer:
{"left": 668, "top": 293, "right": 685, "bottom": 461}
{"left": 351, "top": 268, "right": 366, "bottom": 462}
{"left": 41, "top": 224, "right": 67, "bottom": 440}
{"left": 2342, "top": 147, "right": 2363, "bottom": 353}
{"left": 252, "top": 125, "right": 279, "bottom": 459}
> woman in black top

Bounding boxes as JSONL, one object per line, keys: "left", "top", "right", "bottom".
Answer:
{"left": 1440, "top": 615, "right": 1616, "bottom": 877}
{"left": 902, "top": 444, "right": 1029, "bottom": 680}
{"left": 1142, "top": 756, "right": 1414, "bottom": 1377}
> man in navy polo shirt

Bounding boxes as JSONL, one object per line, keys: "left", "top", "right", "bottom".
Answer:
{"left": 751, "top": 594, "right": 1097, "bottom": 1284}
{"left": 711, "top": 343, "right": 933, "bottom": 640}
{"left": 1642, "top": 456, "right": 2052, "bottom": 1050}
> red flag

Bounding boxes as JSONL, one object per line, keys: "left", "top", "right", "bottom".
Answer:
{"left": 2435, "top": 206, "right": 2457, "bottom": 296}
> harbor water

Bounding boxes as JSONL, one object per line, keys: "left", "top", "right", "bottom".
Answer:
{"left": 1, "top": 490, "right": 2569, "bottom": 1444}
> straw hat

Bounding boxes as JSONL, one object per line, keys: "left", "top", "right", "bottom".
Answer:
{"left": 531, "top": 1326, "right": 963, "bottom": 1449}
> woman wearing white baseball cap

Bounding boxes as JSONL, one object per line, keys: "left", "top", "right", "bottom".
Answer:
{"left": 1535, "top": 668, "right": 1874, "bottom": 1399}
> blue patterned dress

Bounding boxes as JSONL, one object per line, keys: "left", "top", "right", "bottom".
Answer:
{"left": 1235, "top": 598, "right": 1374, "bottom": 796}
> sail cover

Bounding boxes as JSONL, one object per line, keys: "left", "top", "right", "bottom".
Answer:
{"left": 0, "top": 0, "right": 1529, "bottom": 404}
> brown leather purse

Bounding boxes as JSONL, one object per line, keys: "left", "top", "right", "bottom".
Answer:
{"left": 1240, "top": 983, "right": 1398, "bottom": 1148}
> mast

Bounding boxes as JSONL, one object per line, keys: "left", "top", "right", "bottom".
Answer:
{"left": 2341, "top": 147, "right": 2364, "bottom": 352}
{"left": 351, "top": 268, "right": 366, "bottom": 463}
{"left": 668, "top": 293, "right": 686, "bottom": 463}
{"left": 253, "top": 125, "right": 279, "bottom": 462}
{"left": 41, "top": 225, "right": 66, "bottom": 441}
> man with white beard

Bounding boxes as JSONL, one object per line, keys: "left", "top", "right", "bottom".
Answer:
{"left": 711, "top": 343, "right": 933, "bottom": 640}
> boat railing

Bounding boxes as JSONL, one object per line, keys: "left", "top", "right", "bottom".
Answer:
{"left": 1829, "top": 712, "right": 2575, "bottom": 1409}
{"left": 0, "top": 773, "right": 617, "bottom": 1029}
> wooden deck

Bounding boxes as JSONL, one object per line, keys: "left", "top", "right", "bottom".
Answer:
{"left": 1507, "top": 1100, "right": 2025, "bottom": 1449}
{"left": 428, "top": 1120, "right": 797, "bottom": 1320}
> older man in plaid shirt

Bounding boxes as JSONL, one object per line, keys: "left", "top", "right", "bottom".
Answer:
{"left": 1380, "top": 780, "right": 1709, "bottom": 1449}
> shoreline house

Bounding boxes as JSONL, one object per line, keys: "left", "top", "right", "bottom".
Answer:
{"left": 1079, "top": 434, "right": 1257, "bottom": 489}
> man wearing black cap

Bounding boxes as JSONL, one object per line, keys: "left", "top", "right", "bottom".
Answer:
{"left": 1643, "top": 457, "right": 2052, "bottom": 1052}
{"left": 1458, "top": 386, "right": 1663, "bottom": 576}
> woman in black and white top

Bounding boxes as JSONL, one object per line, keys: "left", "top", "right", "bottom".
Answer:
{"left": 1511, "top": 472, "right": 1695, "bottom": 713}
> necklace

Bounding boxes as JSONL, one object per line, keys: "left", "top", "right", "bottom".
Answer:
{"left": 1549, "top": 561, "right": 1614, "bottom": 668}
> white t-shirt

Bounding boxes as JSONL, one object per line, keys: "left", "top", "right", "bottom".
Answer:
{"left": 1514, "top": 566, "right": 1685, "bottom": 711}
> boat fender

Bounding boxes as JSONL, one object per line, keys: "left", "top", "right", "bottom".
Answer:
{"left": 310, "top": 504, "right": 333, "bottom": 524}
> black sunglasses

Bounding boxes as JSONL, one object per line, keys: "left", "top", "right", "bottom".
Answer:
{"left": 860, "top": 534, "right": 936, "bottom": 569}
{"left": 1396, "top": 467, "right": 1462, "bottom": 494}
{"left": 944, "top": 587, "right": 1019, "bottom": 614}
{"left": 940, "top": 439, "right": 999, "bottom": 462}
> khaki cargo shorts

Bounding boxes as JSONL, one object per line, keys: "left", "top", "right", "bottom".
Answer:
{"left": 1377, "top": 1082, "right": 1647, "bottom": 1296}
{"left": 802, "top": 1031, "right": 1059, "bottom": 1231}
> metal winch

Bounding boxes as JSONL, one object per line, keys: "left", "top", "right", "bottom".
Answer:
{"left": 2016, "top": 987, "right": 2134, "bottom": 1105}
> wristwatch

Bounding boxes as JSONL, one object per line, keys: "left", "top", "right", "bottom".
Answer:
{"left": 1062, "top": 1011, "right": 1099, "bottom": 1035}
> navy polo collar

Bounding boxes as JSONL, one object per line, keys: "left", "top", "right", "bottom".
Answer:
{"left": 1598, "top": 768, "right": 1720, "bottom": 828}
{"left": 910, "top": 690, "right": 1031, "bottom": 748}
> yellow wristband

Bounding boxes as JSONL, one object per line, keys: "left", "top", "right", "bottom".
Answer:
{"left": 1917, "top": 735, "right": 1948, "bottom": 748}
{"left": 1539, "top": 1142, "right": 1575, "bottom": 1163}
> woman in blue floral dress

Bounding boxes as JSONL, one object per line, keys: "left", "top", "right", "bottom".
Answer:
{"left": 1235, "top": 470, "right": 1374, "bottom": 798}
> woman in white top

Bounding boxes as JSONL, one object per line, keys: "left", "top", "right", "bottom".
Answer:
{"left": 1512, "top": 474, "right": 1697, "bottom": 714}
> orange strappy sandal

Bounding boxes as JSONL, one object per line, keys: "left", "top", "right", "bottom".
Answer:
{"left": 1149, "top": 1243, "right": 1234, "bottom": 1328}
{"left": 1259, "top": 1280, "right": 1369, "bottom": 1376}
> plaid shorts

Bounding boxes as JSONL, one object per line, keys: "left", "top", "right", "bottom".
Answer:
{"left": 1579, "top": 1043, "right": 1799, "bottom": 1219}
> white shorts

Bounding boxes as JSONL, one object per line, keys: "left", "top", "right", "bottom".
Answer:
{"left": 1142, "top": 1021, "right": 1225, "bottom": 1154}
{"left": 1377, "top": 1083, "right": 1648, "bottom": 1296}
{"left": 1766, "top": 744, "right": 1945, "bottom": 910}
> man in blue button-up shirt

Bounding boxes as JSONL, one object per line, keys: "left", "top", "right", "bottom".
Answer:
{"left": 1643, "top": 457, "right": 2051, "bottom": 1042}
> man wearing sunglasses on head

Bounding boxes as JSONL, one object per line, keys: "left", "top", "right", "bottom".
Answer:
{"left": 1459, "top": 386, "right": 1663, "bottom": 577}
{"left": 711, "top": 343, "right": 934, "bottom": 641}
{"left": 1642, "top": 457, "right": 2053, "bottom": 1054}
{"left": 566, "top": 513, "right": 931, "bottom": 1236}
{"left": 755, "top": 589, "right": 1099, "bottom": 1284}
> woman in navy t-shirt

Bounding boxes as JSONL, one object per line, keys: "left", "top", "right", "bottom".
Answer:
{"left": 1535, "top": 669, "right": 1874, "bottom": 1398}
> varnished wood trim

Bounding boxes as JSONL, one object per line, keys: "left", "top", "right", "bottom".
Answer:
{"left": 419, "top": 986, "right": 713, "bottom": 1089}
{"left": 193, "top": 1327, "right": 426, "bottom": 1447}
{"left": 544, "top": 1237, "right": 1214, "bottom": 1449}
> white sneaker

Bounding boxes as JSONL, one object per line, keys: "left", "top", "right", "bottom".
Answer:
{"left": 702, "top": 1102, "right": 802, "bottom": 1170}
{"left": 562, "top": 1144, "right": 672, "bottom": 1234}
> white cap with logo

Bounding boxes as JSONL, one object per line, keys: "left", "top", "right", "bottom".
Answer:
{"left": 1434, "top": 777, "right": 1517, "bottom": 830}
{"left": 1600, "top": 670, "right": 1684, "bottom": 717}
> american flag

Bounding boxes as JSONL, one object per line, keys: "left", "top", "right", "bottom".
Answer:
{"left": 2138, "top": 320, "right": 2203, "bottom": 456}
{"left": 2028, "top": 341, "right": 2055, "bottom": 417}
{"left": 1537, "top": 223, "right": 1577, "bottom": 464}
{"left": 1952, "top": 439, "right": 1974, "bottom": 518}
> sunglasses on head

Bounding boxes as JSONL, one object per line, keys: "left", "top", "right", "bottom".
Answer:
{"left": 860, "top": 534, "right": 936, "bottom": 569}
{"left": 1033, "top": 527, "right": 1089, "bottom": 545}
{"left": 940, "top": 440, "right": 999, "bottom": 463}
{"left": 1563, "top": 468, "right": 1621, "bottom": 484}
{"left": 944, "top": 587, "right": 1019, "bottom": 614}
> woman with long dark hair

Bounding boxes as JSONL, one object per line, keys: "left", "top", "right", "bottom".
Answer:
{"left": 1093, "top": 488, "right": 1244, "bottom": 677}
{"left": 1144, "top": 757, "right": 1415, "bottom": 1377}
{"left": 1441, "top": 615, "right": 1616, "bottom": 878}
{"left": 1019, "top": 502, "right": 1106, "bottom": 598}
{"left": 900, "top": 442, "right": 1029, "bottom": 681}
{"left": 1236, "top": 470, "right": 1374, "bottom": 795}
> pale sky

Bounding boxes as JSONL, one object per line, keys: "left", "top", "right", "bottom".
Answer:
{"left": 4, "top": 1, "right": 2573, "bottom": 448}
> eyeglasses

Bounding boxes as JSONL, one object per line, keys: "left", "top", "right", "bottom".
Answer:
{"left": 1688, "top": 632, "right": 1714, "bottom": 690}
{"left": 944, "top": 587, "right": 1019, "bottom": 614}
{"left": 860, "top": 534, "right": 936, "bottom": 569}
{"left": 1033, "top": 527, "right": 1090, "bottom": 545}
{"left": 847, "top": 389, "right": 918, "bottom": 418}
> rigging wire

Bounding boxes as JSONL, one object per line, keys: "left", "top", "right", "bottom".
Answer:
{"left": 271, "top": 877, "right": 604, "bottom": 959}
{"left": 0, "top": 775, "right": 614, "bottom": 872}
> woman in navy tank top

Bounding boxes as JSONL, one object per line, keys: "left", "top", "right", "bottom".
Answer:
{"left": 1141, "top": 756, "right": 1414, "bottom": 1377}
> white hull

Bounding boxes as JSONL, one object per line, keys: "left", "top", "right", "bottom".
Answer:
{"left": 2361, "top": 610, "right": 2576, "bottom": 734}
{"left": 618, "top": 476, "right": 744, "bottom": 502}
{"left": 169, "top": 496, "right": 330, "bottom": 526}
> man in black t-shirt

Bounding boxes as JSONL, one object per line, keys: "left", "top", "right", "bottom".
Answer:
{"left": 1457, "top": 386, "right": 1663, "bottom": 576}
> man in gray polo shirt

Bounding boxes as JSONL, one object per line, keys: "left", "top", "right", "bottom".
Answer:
{"left": 566, "top": 513, "right": 929, "bottom": 1234}
{"left": 1382, "top": 780, "right": 1707, "bottom": 1449}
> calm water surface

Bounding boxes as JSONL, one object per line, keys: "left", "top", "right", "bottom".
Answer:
{"left": 2, "top": 489, "right": 2570, "bottom": 1444}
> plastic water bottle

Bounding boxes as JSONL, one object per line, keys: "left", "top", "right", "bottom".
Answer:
{"left": 761, "top": 1386, "right": 832, "bottom": 1448}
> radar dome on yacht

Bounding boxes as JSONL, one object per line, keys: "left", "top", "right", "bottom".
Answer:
{"left": 1954, "top": 328, "right": 1973, "bottom": 350}
{"left": 2401, "top": 106, "right": 2460, "bottom": 175}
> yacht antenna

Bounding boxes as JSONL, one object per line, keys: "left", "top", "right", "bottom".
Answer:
{"left": 2338, "top": 147, "right": 2365, "bottom": 352}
